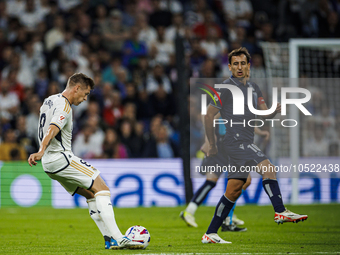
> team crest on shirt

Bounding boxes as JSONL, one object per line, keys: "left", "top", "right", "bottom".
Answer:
{"left": 57, "top": 114, "right": 66, "bottom": 125}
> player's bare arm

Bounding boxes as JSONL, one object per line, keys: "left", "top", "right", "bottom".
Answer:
{"left": 204, "top": 105, "right": 220, "bottom": 156}
{"left": 28, "top": 124, "right": 60, "bottom": 166}
{"left": 254, "top": 127, "right": 270, "bottom": 141}
{"left": 258, "top": 102, "right": 281, "bottom": 119}
{"left": 201, "top": 112, "right": 221, "bottom": 154}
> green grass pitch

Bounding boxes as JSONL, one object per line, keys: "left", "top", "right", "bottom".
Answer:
{"left": 0, "top": 204, "right": 340, "bottom": 254}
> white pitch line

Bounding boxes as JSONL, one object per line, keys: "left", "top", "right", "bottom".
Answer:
{"left": 132, "top": 253, "right": 340, "bottom": 255}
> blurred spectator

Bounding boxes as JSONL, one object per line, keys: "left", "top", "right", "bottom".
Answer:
{"left": 189, "top": 38, "right": 206, "bottom": 76}
{"left": 160, "top": 0, "right": 183, "bottom": 14}
{"left": 15, "top": 115, "right": 37, "bottom": 154}
{"left": 73, "top": 123, "right": 102, "bottom": 159}
{"left": 102, "top": 128, "right": 128, "bottom": 158}
{"left": 222, "top": 0, "right": 253, "bottom": 27}
{"left": 58, "top": 0, "right": 81, "bottom": 12}
{"left": 94, "top": 4, "right": 108, "bottom": 29}
{"left": 102, "top": 56, "right": 126, "bottom": 85}
{"left": 149, "top": 0, "right": 172, "bottom": 28}
{"left": 122, "top": 0, "right": 138, "bottom": 27}
{"left": 0, "top": 79, "right": 20, "bottom": 122}
{"left": 6, "top": 0, "right": 26, "bottom": 18}
{"left": 21, "top": 40, "right": 45, "bottom": 79}
{"left": 0, "top": 129, "right": 27, "bottom": 161}
{"left": 45, "top": 15, "right": 65, "bottom": 52}
{"left": 165, "top": 13, "right": 186, "bottom": 42}
{"left": 62, "top": 29, "right": 82, "bottom": 61}
{"left": 122, "top": 26, "right": 148, "bottom": 68}
{"left": 184, "top": 0, "right": 206, "bottom": 27}
{"left": 250, "top": 54, "right": 266, "bottom": 78}
{"left": 303, "top": 124, "right": 329, "bottom": 157}
{"left": 146, "top": 64, "right": 172, "bottom": 94}
{"left": 25, "top": 94, "right": 41, "bottom": 143}
{"left": 103, "top": 91, "right": 123, "bottom": 127}
{"left": 143, "top": 124, "right": 178, "bottom": 158}
{"left": 200, "top": 26, "right": 228, "bottom": 60}
{"left": 192, "top": 10, "right": 222, "bottom": 39}
{"left": 149, "top": 84, "right": 176, "bottom": 118}
{"left": 75, "top": 13, "right": 93, "bottom": 42}
{"left": 34, "top": 68, "right": 49, "bottom": 100}
{"left": 7, "top": 69, "right": 25, "bottom": 102}
{"left": 2, "top": 52, "right": 34, "bottom": 88}
{"left": 119, "top": 118, "right": 145, "bottom": 157}
{"left": 149, "top": 26, "right": 174, "bottom": 66}
{"left": 137, "top": 12, "right": 157, "bottom": 49}
{"left": 101, "top": 9, "right": 130, "bottom": 53}
{"left": 132, "top": 56, "right": 150, "bottom": 88}
{"left": 19, "top": 0, "right": 45, "bottom": 31}
{"left": 199, "top": 59, "right": 216, "bottom": 78}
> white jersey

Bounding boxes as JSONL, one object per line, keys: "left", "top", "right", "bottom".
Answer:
{"left": 39, "top": 94, "right": 73, "bottom": 164}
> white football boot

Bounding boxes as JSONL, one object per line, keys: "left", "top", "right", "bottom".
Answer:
{"left": 180, "top": 211, "right": 198, "bottom": 227}
{"left": 201, "top": 233, "right": 232, "bottom": 244}
{"left": 110, "top": 236, "right": 144, "bottom": 250}
{"left": 274, "top": 208, "right": 308, "bottom": 224}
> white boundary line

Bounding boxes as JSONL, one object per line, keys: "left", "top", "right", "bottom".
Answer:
{"left": 132, "top": 253, "right": 340, "bottom": 255}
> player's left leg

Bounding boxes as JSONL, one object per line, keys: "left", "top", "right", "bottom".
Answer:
{"left": 258, "top": 159, "right": 308, "bottom": 224}
{"left": 202, "top": 178, "right": 245, "bottom": 243}
{"left": 76, "top": 188, "right": 116, "bottom": 249}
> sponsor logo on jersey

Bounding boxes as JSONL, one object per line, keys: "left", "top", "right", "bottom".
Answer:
{"left": 57, "top": 114, "right": 66, "bottom": 124}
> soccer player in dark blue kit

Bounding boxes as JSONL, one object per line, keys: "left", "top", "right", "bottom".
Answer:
{"left": 201, "top": 48, "right": 308, "bottom": 244}
{"left": 180, "top": 112, "right": 269, "bottom": 231}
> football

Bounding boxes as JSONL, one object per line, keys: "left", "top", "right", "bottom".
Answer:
{"left": 125, "top": 225, "right": 150, "bottom": 249}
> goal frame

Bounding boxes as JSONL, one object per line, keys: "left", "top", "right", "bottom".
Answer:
{"left": 289, "top": 39, "right": 340, "bottom": 204}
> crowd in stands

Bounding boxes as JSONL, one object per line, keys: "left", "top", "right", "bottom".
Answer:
{"left": 0, "top": 0, "right": 339, "bottom": 161}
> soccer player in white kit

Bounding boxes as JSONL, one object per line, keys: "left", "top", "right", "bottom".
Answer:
{"left": 28, "top": 73, "right": 143, "bottom": 250}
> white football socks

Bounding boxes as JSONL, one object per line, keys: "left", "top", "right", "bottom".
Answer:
{"left": 95, "top": 190, "right": 123, "bottom": 240}
{"left": 186, "top": 202, "right": 198, "bottom": 215}
{"left": 86, "top": 198, "right": 110, "bottom": 237}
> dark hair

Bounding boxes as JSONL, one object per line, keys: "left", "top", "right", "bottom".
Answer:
{"left": 228, "top": 47, "right": 251, "bottom": 64}
{"left": 67, "top": 73, "right": 95, "bottom": 90}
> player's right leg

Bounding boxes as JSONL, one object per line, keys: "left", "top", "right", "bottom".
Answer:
{"left": 202, "top": 178, "right": 245, "bottom": 244}
{"left": 76, "top": 188, "right": 117, "bottom": 249}
{"left": 89, "top": 175, "right": 144, "bottom": 249}
{"left": 258, "top": 159, "right": 308, "bottom": 224}
{"left": 221, "top": 175, "right": 250, "bottom": 231}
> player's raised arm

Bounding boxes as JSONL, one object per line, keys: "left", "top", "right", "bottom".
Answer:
{"left": 204, "top": 105, "right": 220, "bottom": 156}
{"left": 28, "top": 124, "right": 60, "bottom": 166}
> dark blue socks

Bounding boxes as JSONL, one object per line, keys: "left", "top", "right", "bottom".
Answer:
{"left": 206, "top": 195, "right": 235, "bottom": 234}
{"left": 262, "top": 179, "right": 285, "bottom": 213}
{"left": 191, "top": 180, "right": 216, "bottom": 206}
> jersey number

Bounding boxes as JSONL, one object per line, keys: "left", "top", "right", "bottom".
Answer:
{"left": 38, "top": 113, "right": 46, "bottom": 141}
{"left": 80, "top": 159, "right": 91, "bottom": 167}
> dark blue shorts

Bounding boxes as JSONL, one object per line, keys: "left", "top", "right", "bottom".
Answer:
{"left": 222, "top": 141, "right": 268, "bottom": 179}
{"left": 199, "top": 141, "right": 230, "bottom": 178}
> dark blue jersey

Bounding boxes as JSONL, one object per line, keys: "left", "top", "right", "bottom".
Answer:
{"left": 209, "top": 76, "right": 264, "bottom": 144}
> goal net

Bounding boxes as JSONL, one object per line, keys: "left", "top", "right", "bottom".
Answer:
{"left": 261, "top": 39, "right": 340, "bottom": 203}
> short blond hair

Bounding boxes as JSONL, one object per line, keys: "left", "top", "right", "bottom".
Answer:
{"left": 67, "top": 73, "right": 95, "bottom": 89}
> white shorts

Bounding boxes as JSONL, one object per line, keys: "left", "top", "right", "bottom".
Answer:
{"left": 43, "top": 152, "right": 100, "bottom": 195}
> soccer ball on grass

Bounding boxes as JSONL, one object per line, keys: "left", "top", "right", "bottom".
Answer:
{"left": 125, "top": 225, "right": 150, "bottom": 249}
